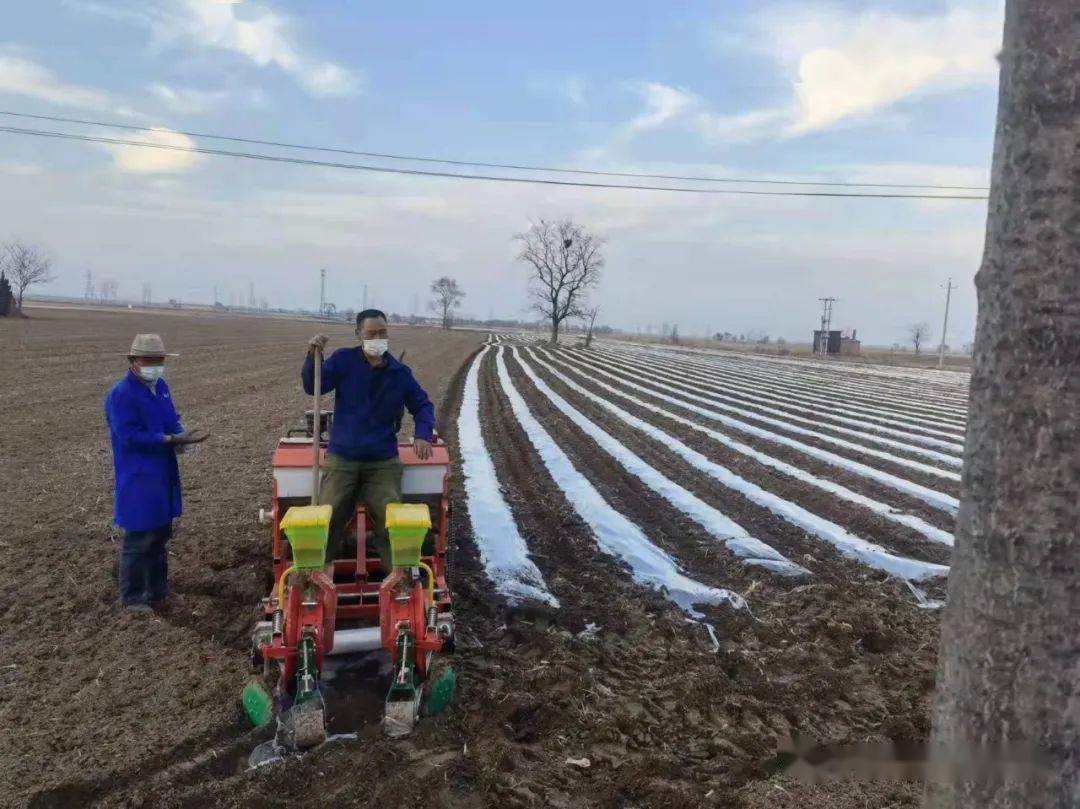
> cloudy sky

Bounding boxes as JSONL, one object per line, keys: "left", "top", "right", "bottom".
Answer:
{"left": 0, "top": 0, "right": 1003, "bottom": 345}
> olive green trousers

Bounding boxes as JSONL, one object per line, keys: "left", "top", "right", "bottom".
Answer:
{"left": 319, "top": 452, "right": 402, "bottom": 568}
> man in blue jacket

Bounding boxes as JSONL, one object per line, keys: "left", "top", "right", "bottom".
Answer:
{"left": 303, "top": 309, "right": 435, "bottom": 573}
{"left": 105, "top": 334, "right": 207, "bottom": 613}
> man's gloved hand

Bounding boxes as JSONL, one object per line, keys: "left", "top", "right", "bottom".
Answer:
{"left": 166, "top": 429, "right": 210, "bottom": 446}
{"left": 413, "top": 437, "right": 433, "bottom": 461}
{"left": 308, "top": 334, "right": 329, "bottom": 356}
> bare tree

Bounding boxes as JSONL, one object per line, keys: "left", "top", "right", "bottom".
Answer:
{"left": 927, "top": 3, "right": 1079, "bottom": 808}
{"left": 908, "top": 321, "right": 932, "bottom": 354}
{"left": 670, "top": 324, "right": 680, "bottom": 345}
{"left": 515, "top": 218, "right": 604, "bottom": 344}
{"left": 2, "top": 240, "right": 54, "bottom": 310}
{"left": 97, "top": 277, "right": 118, "bottom": 302}
{"left": 428, "top": 276, "right": 465, "bottom": 329}
{"left": 581, "top": 306, "right": 600, "bottom": 349}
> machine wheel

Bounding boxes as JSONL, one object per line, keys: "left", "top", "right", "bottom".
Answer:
{"left": 421, "top": 660, "right": 456, "bottom": 718}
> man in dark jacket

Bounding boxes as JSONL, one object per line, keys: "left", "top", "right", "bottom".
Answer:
{"left": 105, "top": 334, "right": 207, "bottom": 613}
{"left": 302, "top": 309, "right": 435, "bottom": 572}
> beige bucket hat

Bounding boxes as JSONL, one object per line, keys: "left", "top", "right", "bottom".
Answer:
{"left": 127, "top": 333, "right": 179, "bottom": 357}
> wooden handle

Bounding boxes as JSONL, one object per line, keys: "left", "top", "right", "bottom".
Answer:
{"left": 312, "top": 345, "right": 322, "bottom": 506}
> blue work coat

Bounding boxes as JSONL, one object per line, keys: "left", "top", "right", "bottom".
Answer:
{"left": 301, "top": 349, "right": 435, "bottom": 461}
{"left": 105, "top": 372, "right": 183, "bottom": 532}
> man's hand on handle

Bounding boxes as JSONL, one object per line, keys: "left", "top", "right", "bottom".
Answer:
{"left": 166, "top": 429, "right": 211, "bottom": 446}
{"left": 413, "top": 438, "right": 432, "bottom": 461}
{"left": 308, "top": 334, "right": 329, "bottom": 357}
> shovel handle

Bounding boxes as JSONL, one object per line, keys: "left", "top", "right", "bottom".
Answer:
{"left": 312, "top": 344, "right": 322, "bottom": 506}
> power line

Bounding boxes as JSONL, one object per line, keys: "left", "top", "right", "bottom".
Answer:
{"left": 0, "top": 109, "right": 990, "bottom": 192}
{"left": 0, "top": 124, "right": 990, "bottom": 200}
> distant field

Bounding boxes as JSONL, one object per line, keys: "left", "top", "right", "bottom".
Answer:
{"left": 615, "top": 333, "right": 974, "bottom": 371}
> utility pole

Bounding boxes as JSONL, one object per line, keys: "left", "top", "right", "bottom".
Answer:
{"left": 937, "top": 278, "right": 955, "bottom": 369}
{"left": 84, "top": 269, "right": 93, "bottom": 300}
{"left": 363, "top": 284, "right": 368, "bottom": 311}
{"left": 248, "top": 281, "right": 255, "bottom": 309}
{"left": 319, "top": 268, "right": 326, "bottom": 315}
{"left": 817, "top": 297, "right": 837, "bottom": 355}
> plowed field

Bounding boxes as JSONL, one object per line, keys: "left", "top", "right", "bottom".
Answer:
{"left": 0, "top": 310, "right": 971, "bottom": 808}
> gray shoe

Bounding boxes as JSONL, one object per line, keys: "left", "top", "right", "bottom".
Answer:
{"left": 124, "top": 603, "right": 153, "bottom": 614}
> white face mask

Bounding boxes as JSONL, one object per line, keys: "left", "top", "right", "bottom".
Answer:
{"left": 362, "top": 339, "right": 389, "bottom": 358}
{"left": 137, "top": 364, "right": 165, "bottom": 383}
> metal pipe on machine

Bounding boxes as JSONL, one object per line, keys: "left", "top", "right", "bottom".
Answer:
{"left": 328, "top": 626, "right": 382, "bottom": 656}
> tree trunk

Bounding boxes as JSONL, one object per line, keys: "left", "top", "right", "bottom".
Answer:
{"left": 550, "top": 316, "right": 559, "bottom": 346}
{"left": 927, "top": 2, "right": 1080, "bottom": 807}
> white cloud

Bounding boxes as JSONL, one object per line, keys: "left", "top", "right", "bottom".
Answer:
{"left": 150, "top": 0, "right": 360, "bottom": 97}
{"left": 627, "top": 82, "right": 698, "bottom": 132}
{"left": 100, "top": 127, "right": 201, "bottom": 173}
{"left": 768, "top": 3, "right": 1003, "bottom": 134}
{"left": 0, "top": 49, "right": 111, "bottom": 108}
{"left": 150, "top": 82, "right": 229, "bottom": 114}
{"left": 619, "top": 1, "right": 1003, "bottom": 145}
{"left": 693, "top": 107, "right": 791, "bottom": 144}
{"left": 621, "top": 83, "right": 788, "bottom": 145}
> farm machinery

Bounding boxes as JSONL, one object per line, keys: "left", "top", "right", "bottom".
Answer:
{"left": 242, "top": 355, "right": 455, "bottom": 749}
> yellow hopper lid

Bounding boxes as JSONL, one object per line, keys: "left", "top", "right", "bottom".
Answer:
{"left": 386, "top": 503, "right": 431, "bottom": 530}
{"left": 279, "top": 504, "right": 332, "bottom": 530}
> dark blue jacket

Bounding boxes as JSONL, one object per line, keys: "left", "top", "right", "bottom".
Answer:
{"left": 105, "top": 372, "right": 183, "bottom": 532}
{"left": 302, "top": 348, "right": 435, "bottom": 461}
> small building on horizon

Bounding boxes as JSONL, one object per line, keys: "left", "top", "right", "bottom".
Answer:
{"left": 812, "top": 328, "right": 861, "bottom": 356}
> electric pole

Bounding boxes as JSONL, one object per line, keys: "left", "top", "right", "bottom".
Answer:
{"left": 84, "top": 269, "right": 93, "bottom": 300}
{"left": 938, "top": 278, "right": 955, "bottom": 369}
{"left": 363, "top": 284, "right": 368, "bottom": 311}
{"left": 319, "top": 268, "right": 326, "bottom": 315}
{"left": 817, "top": 297, "right": 837, "bottom": 355}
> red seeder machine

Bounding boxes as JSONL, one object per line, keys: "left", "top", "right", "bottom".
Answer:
{"left": 243, "top": 353, "right": 455, "bottom": 748}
